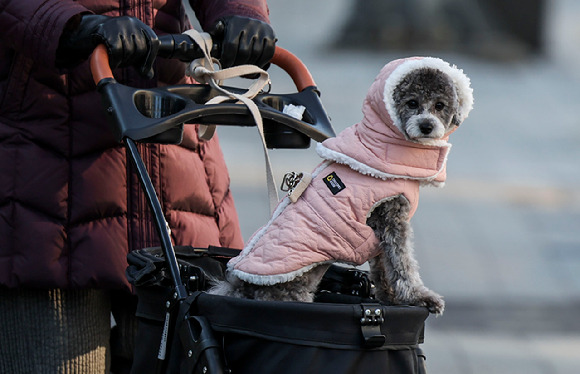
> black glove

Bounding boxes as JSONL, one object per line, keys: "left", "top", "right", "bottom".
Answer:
{"left": 210, "top": 15, "right": 276, "bottom": 69}
{"left": 57, "top": 14, "right": 160, "bottom": 78}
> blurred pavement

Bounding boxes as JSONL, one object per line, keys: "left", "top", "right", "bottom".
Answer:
{"left": 212, "top": 1, "right": 580, "bottom": 372}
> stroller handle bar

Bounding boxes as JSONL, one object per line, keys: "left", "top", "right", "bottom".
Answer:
{"left": 270, "top": 47, "right": 316, "bottom": 92}
{"left": 88, "top": 35, "right": 335, "bottom": 147}
{"left": 90, "top": 37, "right": 316, "bottom": 92}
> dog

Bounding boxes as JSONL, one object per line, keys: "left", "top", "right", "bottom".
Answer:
{"left": 211, "top": 57, "right": 473, "bottom": 314}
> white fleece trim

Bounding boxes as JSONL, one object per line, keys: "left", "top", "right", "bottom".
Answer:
{"left": 383, "top": 57, "right": 474, "bottom": 136}
{"left": 428, "top": 180, "right": 445, "bottom": 188}
{"left": 316, "top": 142, "right": 450, "bottom": 184}
{"left": 231, "top": 260, "right": 335, "bottom": 286}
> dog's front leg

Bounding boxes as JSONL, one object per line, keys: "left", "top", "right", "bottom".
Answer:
{"left": 367, "top": 196, "right": 444, "bottom": 314}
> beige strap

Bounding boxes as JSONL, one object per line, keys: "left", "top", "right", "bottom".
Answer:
{"left": 288, "top": 172, "right": 312, "bottom": 203}
{"left": 182, "top": 30, "right": 279, "bottom": 212}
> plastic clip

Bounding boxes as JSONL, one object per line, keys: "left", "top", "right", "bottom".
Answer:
{"left": 359, "top": 304, "right": 386, "bottom": 348}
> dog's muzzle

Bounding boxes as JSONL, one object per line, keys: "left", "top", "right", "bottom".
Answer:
{"left": 405, "top": 114, "right": 445, "bottom": 141}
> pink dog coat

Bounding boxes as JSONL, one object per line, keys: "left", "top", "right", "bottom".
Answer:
{"left": 229, "top": 57, "right": 473, "bottom": 285}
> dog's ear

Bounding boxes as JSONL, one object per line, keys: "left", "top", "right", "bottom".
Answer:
{"left": 451, "top": 113, "right": 462, "bottom": 127}
{"left": 451, "top": 94, "right": 463, "bottom": 127}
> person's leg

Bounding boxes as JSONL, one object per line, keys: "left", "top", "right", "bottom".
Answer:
{"left": 0, "top": 287, "right": 111, "bottom": 374}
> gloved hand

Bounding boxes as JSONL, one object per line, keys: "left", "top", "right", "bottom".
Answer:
{"left": 210, "top": 15, "right": 276, "bottom": 69}
{"left": 57, "top": 14, "right": 160, "bottom": 78}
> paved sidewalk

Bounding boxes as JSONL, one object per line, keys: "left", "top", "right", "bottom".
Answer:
{"left": 213, "top": 1, "right": 580, "bottom": 372}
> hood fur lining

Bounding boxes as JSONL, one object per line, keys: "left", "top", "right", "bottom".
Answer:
{"left": 383, "top": 57, "right": 474, "bottom": 136}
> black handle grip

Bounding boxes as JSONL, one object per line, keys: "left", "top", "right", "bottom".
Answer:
{"left": 158, "top": 34, "right": 219, "bottom": 61}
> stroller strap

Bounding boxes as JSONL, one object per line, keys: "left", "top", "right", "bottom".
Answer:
{"left": 183, "top": 29, "right": 280, "bottom": 213}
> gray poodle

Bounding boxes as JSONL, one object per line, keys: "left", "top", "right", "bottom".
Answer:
{"left": 211, "top": 57, "right": 473, "bottom": 315}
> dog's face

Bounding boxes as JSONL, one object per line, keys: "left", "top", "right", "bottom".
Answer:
{"left": 392, "top": 68, "right": 459, "bottom": 143}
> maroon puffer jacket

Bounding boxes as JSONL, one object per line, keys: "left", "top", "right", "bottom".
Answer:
{"left": 0, "top": 0, "right": 269, "bottom": 291}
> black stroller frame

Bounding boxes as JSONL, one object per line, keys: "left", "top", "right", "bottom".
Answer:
{"left": 91, "top": 37, "right": 429, "bottom": 374}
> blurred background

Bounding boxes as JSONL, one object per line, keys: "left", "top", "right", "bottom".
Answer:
{"left": 191, "top": 0, "right": 580, "bottom": 372}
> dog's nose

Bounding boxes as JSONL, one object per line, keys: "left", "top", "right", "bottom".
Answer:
{"left": 419, "top": 122, "right": 434, "bottom": 135}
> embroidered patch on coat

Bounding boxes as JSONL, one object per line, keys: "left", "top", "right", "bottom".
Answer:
{"left": 323, "top": 172, "right": 346, "bottom": 195}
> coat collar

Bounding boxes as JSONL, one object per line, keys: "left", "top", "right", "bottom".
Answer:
{"left": 317, "top": 122, "right": 450, "bottom": 187}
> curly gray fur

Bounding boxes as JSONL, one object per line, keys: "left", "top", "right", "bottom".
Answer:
{"left": 210, "top": 264, "right": 330, "bottom": 302}
{"left": 393, "top": 67, "right": 460, "bottom": 141}
{"left": 367, "top": 195, "right": 444, "bottom": 314}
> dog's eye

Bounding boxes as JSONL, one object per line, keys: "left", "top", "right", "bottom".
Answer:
{"left": 435, "top": 102, "right": 445, "bottom": 111}
{"left": 406, "top": 100, "right": 419, "bottom": 109}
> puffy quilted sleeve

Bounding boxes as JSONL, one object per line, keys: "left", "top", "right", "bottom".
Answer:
{"left": 0, "top": 0, "right": 88, "bottom": 67}
{"left": 189, "top": 0, "right": 270, "bottom": 31}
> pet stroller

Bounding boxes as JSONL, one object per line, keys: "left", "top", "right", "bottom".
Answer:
{"left": 90, "top": 33, "right": 430, "bottom": 374}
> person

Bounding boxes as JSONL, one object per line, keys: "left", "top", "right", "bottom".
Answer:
{"left": 0, "top": 0, "right": 276, "bottom": 373}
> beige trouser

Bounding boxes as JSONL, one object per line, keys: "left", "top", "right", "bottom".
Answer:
{"left": 0, "top": 287, "right": 136, "bottom": 374}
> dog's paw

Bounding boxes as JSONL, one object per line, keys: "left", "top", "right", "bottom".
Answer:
{"left": 413, "top": 288, "right": 445, "bottom": 315}
{"left": 389, "top": 285, "right": 445, "bottom": 315}
{"left": 423, "top": 296, "right": 445, "bottom": 315}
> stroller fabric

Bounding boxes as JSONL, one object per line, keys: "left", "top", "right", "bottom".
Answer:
{"left": 127, "top": 247, "right": 429, "bottom": 374}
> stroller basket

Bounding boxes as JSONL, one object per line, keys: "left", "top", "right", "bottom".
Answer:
{"left": 189, "top": 294, "right": 428, "bottom": 374}
{"left": 127, "top": 247, "right": 429, "bottom": 374}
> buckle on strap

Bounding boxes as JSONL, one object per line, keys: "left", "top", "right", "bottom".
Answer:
{"left": 358, "top": 304, "right": 386, "bottom": 348}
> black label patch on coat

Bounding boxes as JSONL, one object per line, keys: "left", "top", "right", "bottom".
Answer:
{"left": 323, "top": 172, "right": 346, "bottom": 195}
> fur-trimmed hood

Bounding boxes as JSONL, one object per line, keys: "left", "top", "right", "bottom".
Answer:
{"left": 318, "top": 57, "right": 473, "bottom": 186}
